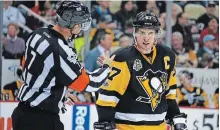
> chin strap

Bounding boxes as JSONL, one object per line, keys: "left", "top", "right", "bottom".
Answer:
{"left": 67, "top": 28, "right": 82, "bottom": 43}
{"left": 67, "top": 34, "right": 77, "bottom": 43}
{"left": 67, "top": 28, "right": 81, "bottom": 44}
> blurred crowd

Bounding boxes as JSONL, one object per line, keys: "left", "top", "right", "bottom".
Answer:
{"left": 1, "top": 0, "right": 219, "bottom": 108}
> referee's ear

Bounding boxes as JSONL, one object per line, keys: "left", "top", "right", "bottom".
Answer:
{"left": 71, "top": 24, "right": 81, "bottom": 35}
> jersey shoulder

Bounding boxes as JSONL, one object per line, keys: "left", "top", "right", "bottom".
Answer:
{"left": 28, "top": 27, "right": 58, "bottom": 53}
{"left": 29, "top": 27, "right": 50, "bottom": 42}
{"left": 156, "top": 44, "right": 175, "bottom": 58}
{"left": 111, "top": 46, "right": 136, "bottom": 62}
{"left": 34, "top": 27, "right": 53, "bottom": 39}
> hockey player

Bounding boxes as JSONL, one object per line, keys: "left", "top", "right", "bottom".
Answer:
{"left": 176, "top": 70, "right": 209, "bottom": 107}
{"left": 12, "top": 1, "right": 114, "bottom": 130}
{"left": 94, "top": 12, "right": 188, "bottom": 130}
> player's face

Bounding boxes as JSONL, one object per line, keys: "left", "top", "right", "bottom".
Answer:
{"left": 135, "top": 28, "right": 156, "bottom": 54}
{"left": 179, "top": 74, "right": 191, "bottom": 87}
{"left": 179, "top": 75, "right": 186, "bottom": 84}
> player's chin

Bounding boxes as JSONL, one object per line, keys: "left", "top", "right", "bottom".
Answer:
{"left": 142, "top": 43, "right": 151, "bottom": 50}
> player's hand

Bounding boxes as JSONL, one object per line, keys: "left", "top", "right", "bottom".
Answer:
{"left": 97, "top": 51, "right": 115, "bottom": 68}
{"left": 173, "top": 113, "right": 188, "bottom": 130}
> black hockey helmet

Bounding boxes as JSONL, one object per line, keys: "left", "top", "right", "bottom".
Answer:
{"left": 56, "top": 1, "right": 91, "bottom": 31}
{"left": 132, "top": 12, "right": 161, "bottom": 32}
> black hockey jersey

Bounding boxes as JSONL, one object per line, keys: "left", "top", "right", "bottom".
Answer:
{"left": 176, "top": 85, "right": 209, "bottom": 107}
{"left": 96, "top": 44, "right": 177, "bottom": 130}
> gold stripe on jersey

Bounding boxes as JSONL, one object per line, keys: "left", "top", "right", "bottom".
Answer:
{"left": 166, "top": 87, "right": 176, "bottom": 100}
{"left": 116, "top": 122, "right": 166, "bottom": 130}
{"left": 167, "top": 70, "right": 177, "bottom": 87}
{"left": 97, "top": 93, "right": 120, "bottom": 107}
{"left": 166, "top": 93, "right": 176, "bottom": 100}
{"left": 214, "top": 93, "right": 219, "bottom": 108}
{"left": 201, "top": 90, "right": 209, "bottom": 107}
{"left": 96, "top": 61, "right": 130, "bottom": 107}
{"left": 96, "top": 99, "right": 118, "bottom": 107}
{"left": 166, "top": 69, "right": 177, "bottom": 100}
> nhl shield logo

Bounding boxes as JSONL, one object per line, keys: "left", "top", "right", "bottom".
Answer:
{"left": 133, "top": 59, "right": 143, "bottom": 71}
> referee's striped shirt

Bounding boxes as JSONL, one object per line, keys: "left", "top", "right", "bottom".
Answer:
{"left": 17, "top": 25, "right": 110, "bottom": 114}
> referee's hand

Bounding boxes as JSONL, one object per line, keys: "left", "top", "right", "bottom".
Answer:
{"left": 65, "top": 92, "right": 80, "bottom": 106}
{"left": 97, "top": 51, "right": 115, "bottom": 68}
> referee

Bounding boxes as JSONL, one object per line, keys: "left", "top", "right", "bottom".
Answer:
{"left": 11, "top": 1, "right": 114, "bottom": 130}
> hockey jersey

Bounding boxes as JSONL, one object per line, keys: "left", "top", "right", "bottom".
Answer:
{"left": 1, "top": 80, "right": 22, "bottom": 101}
{"left": 96, "top": 44, "right": 177, "bottom": 130}
{"left": 176, "top": 85, "right": 209, "bottom": 107}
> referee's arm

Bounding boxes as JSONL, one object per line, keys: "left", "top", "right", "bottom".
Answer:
{"left": 58, "top": 40, "right": 110, "bottom": 92}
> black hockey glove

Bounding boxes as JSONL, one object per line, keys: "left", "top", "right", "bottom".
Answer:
{"left": 94, "top": 121, "right": 117, "bottom": 130}
{"left": 172, "top": 113, "right": 188, "bottom": 130}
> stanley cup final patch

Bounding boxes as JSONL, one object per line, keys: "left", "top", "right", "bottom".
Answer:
{"left": 133, "top": 59, "right": 143, "bottom": 71}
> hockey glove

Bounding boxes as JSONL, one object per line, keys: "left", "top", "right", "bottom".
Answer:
{"left": 94, "top": 121, "right": 117, "bottom": 130}
{"left": 172, "top": 113, "right": 188, "bottom": 130}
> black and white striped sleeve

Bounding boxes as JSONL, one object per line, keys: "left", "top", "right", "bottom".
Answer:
{"left": 57, "top": 39, "right": 110, "bottom": 92}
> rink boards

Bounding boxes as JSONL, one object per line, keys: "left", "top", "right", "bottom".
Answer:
{"left": 0, "top": 102, "right": 218, "bottom": 130}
